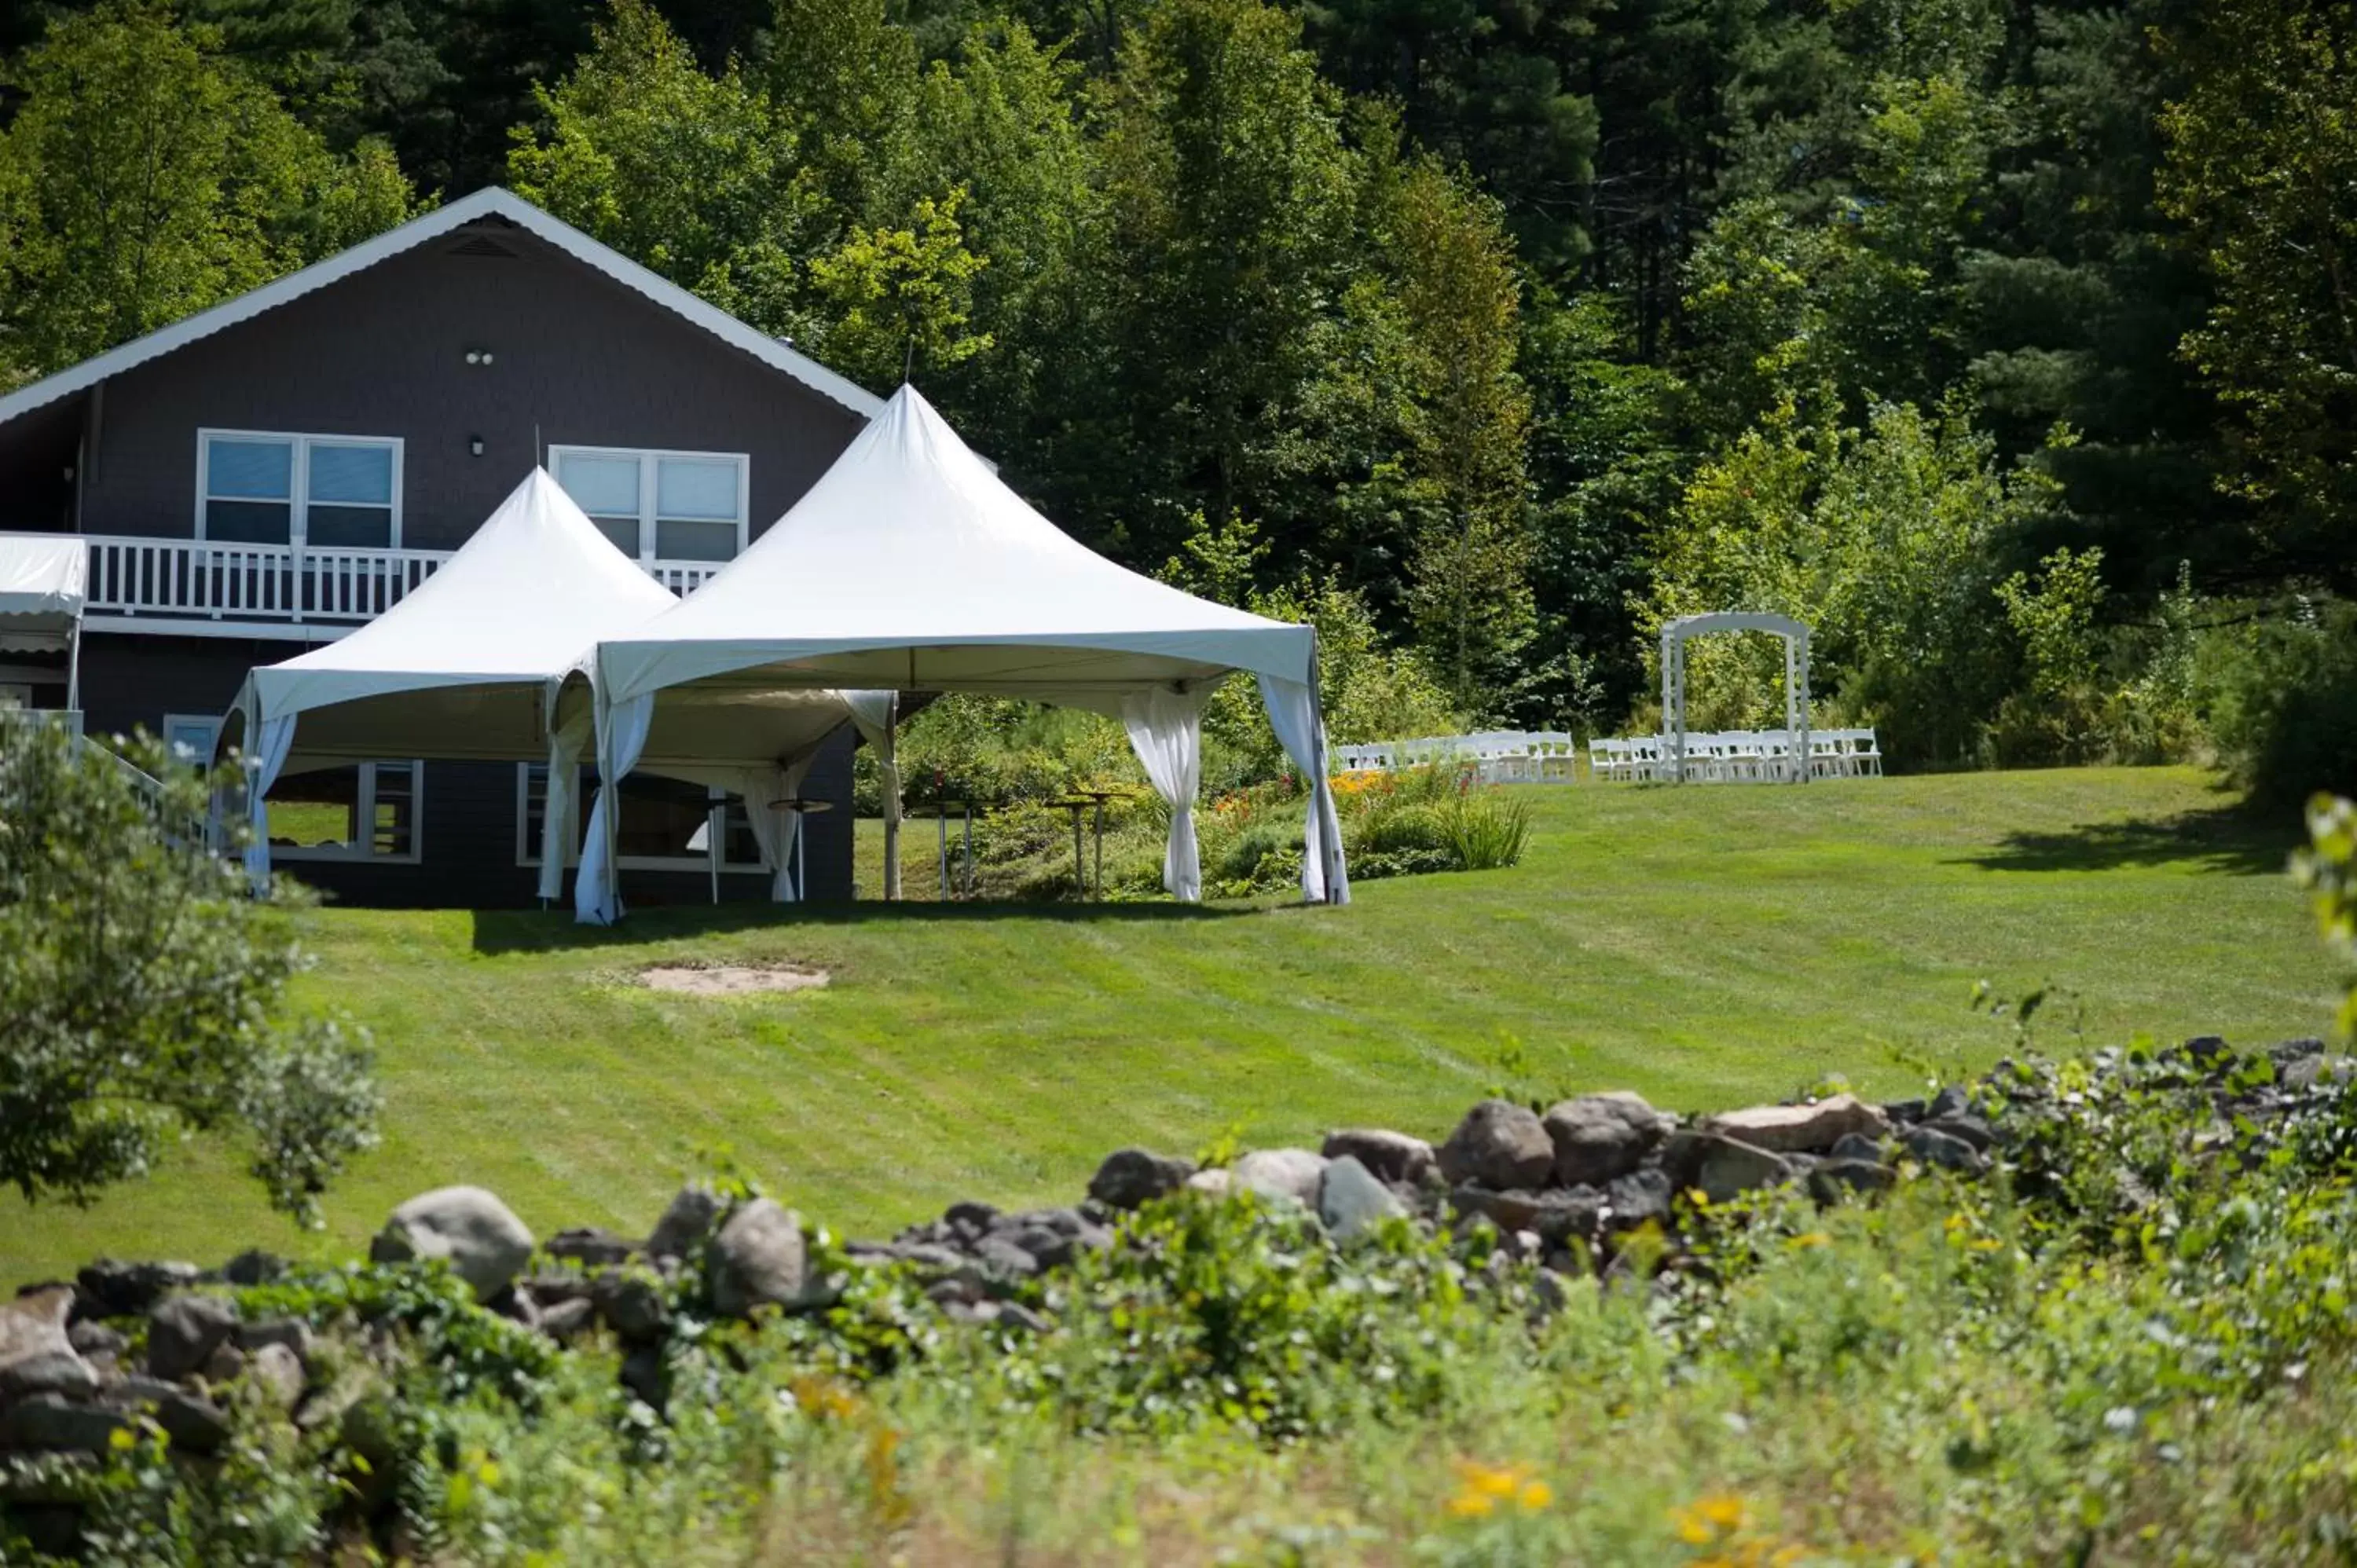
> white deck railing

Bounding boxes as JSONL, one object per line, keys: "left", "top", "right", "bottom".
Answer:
{"left": 82, "top": 536, "right": 727, "bottom": 626}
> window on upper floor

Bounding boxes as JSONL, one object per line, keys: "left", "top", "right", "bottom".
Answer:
{"left": 198, "top": 431, "right": 401, "bottom": 549}
{"left": 549, "top": 446, "right": 747, "bottom": 564}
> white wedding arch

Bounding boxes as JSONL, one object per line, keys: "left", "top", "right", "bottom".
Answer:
{"left": 1659, "top": 611, "right": 1813, "bottom": 783}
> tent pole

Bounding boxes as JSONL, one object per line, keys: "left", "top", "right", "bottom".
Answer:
{"left": 707, "top": 788, "right": 722, "bottom": 904}
{"left": 65, "top": 616, "right": 81, "bottom": 723}
{"left": 882, "top": 692, "right": 901, "bottom": 902}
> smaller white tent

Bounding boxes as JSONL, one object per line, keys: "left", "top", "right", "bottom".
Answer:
{"left": 577, "top": 384, "right": 1350, "bottom": 923}
{"left": 225, "top": 468, "right": 852, "bottom": 898}
{"left": 0, "top": 533, "right": 89, "bottom": 710}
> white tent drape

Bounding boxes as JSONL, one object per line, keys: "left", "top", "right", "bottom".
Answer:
{"left": 732, "top": 756, "right": 816, "bottom": 902}
{"left": 244, "top": 712, "right": 296, "bottom": 897}
{"left": 843, "top": 691, "right": 901, "bottom": 901}
{"left": 536, "top": 705, "right": 594, "bottom": 902}
{"left": 1121, "top": 687, "right": 1207, "bottom": 902}
{"left": 1257, "top": 674, "right": 1350, "bottom": 906}
{"left": 576, "top": 693, "right": 654, "bottom": 924}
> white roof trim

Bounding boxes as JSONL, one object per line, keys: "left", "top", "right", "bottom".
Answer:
{"left": 0, "top": 187, "right": 886, "bottom": 429}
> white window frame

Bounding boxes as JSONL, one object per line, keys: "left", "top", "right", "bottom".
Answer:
{"left": 272, "top": 760, "right": 424, "bottom": 864}
{"left": 161, "top": 713, "right": 222, "bottom": 771}
{"left": 195, "top": 429, "right": 405, "bottom": 548}
{"left": 514, "top": 762, "right": 765, "bottom": 872}
{"left": 546, "top": 445, "right": 750, "bottom": 564}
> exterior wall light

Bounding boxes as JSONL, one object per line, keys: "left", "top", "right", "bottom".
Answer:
{"left": 469, "top": 436, "right": 484, "bottom": 456}
{"left": 464, "top": 349, "right": 496, "bottom": 366}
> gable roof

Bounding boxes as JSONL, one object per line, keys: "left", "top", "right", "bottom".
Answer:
{"left": 0, "top": 187, "right": 885, "bottom": 430}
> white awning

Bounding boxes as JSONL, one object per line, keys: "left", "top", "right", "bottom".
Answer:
{"left": 0, "top": 532, "right": 87, "bottom": 652}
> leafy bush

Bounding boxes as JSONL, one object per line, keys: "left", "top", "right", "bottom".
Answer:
{"left": 0, "top": 724, "right": 377, "bottom": 1222}
{"left": 2194, "top": 594, "right": 2357, "bottom": 808}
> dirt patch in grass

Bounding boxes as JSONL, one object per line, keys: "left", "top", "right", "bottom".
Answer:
{"left": 640, "top": 964, "right": 830, "bottom": 996}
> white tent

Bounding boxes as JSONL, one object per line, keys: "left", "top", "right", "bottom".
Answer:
{"left": 574, "top": 383, "right": 1349, "bottom": 924}
{"left": 225, "top": 468, "right": 852, "bottom": 898}
{"left": 0, "top": 532, "right": 88, "bottom": 711}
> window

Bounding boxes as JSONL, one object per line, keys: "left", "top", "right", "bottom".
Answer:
{"left": 162, "top": 713, "right": 222, "bottom": 771}
{"left": 197, "top": 431, "right": 401, "bottom": 548}
{"left": 0, "top": 684, "right": 29, "bottom": 711}
{"left": 269, "top": 761, "right": 421, "bottom": 862}
{"left": 516, "top": 763, "right": 762, "bottom": 870}
{"left": 550, "top": 446, "right": 747, "bottom": 564}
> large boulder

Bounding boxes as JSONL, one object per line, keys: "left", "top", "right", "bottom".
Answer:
{"left": 1667, "top": 1132, "right": 1795, "bottom": 1203}
{"left": 74, "top": 1259, "right": 201, "bottom": 1320}
{"left": 145, "top": 1294, "right": 238, "bottom": 1383}
{"left": 107, "top": 1377, "right": 230, "bottom": 1454}
{"left": 1088, "top": 1149, "right": 1197, "bottom": 1211}
{"left": 706, "top": 1200, "right": 830, "bottom": 1317}
{"left": 0, "top": 1288, "right": 77, "bottom": 1392}
{"left": 1901, "top": 1123, "right": 1989, "bottom": 1174}
{"left": 370, "top": 1186, "right": 535, "bottom": 1298}
{"left": 1542, "top": 1092, "right": 1668, "bottom": 1185}
{"left": 1436, "top": 1101, "right": 1556, "bottom": 1190}
{"left": 1319, "top": 1129, "right": 1436, "bottom": 1186}
{"left": 1230, "top": 1149, "right": 1329, "bottom": 1207}
{"left": 1604, "top": 1167, "right": 1673, "bottom": 1232}
{"left": 0, "top": 1394, "right": 134, "bottom": 1454}
{"left": 1699, "top": 1094, "right": 1890, "bottom": 1156}
{"left": 1449, "top": 1185, "right": 1606, "bottom": 1244}
{"left": 1318, "top": 1156, "right": 1408, "bottom": 1240}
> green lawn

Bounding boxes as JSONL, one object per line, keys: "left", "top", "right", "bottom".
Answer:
{"left": 2, "top": 766, "right": 2338, "bottom": 1288}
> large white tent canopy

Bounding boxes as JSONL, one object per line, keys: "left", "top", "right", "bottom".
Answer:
{"left": 0, "top": 532, "right": 88, "bottom": 709}
{"left": 573, "top": 384, "right": 1350, "bottom": 923}
{"left": 225, "top": 468, "right": 853, "bottom": 898}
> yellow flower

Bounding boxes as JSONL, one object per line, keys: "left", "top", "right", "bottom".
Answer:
{"left": 1446, "top": 1492, "right": 1499, "bottom": 1519}
{"left": 1518, "top": 1480, "right": 1554, "bottom": 1511}
{"left": 1787, "top": 1231, "right": 1831, "bottom": 1250}
{"left": 1446, "top": 1460, "right": 1552, "bottom": 1520}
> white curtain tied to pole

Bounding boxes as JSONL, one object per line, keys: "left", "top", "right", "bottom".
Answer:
{"left": 576, "top": 693, "right": 654, "bottom": 924}
{"left": 1121, "top": 686, "right": 1207, "bottom": 902}
{"left": 536, "top": 705, "right": 595, "bottom": 902}
{"left": 732, "top": 756, "right": 816, "bottom": 902}
{"left": 243, "top": 710, "right": 296, "bottom": 897}
{"left": 1256, "top": 673, "right": 1351, "bottom": 905}
{"left": 843, "top": 691, "right": 901, "bottom": 899}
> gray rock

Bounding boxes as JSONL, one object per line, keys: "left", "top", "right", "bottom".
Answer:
{"left": 2270, "top": 1038, "right": 2327, "bottom": 1066}
{"left": 1901, "top": 1124, "right": 1989, "bottom": 1174}
{"left": 645, "top": 1185, "right": 728, "bottom": 1262}
{"left": 0, "top": 1350, "right": 99, "bottom": 1405}
{"left": 1604, "top": 1167, "right": 1673, "bottom": 1231}
{"left": 1700, "top": 1094, "right": 1890, "bottom": 1155}
{"left": 2282, "top": 1053, "right": 2357, "bottom": 1092}
{"left": 1921, "top": 1113, "right": 1993, "bottom": 1152}
{"left": 1670, "top": 1132, "right": 1795, "bottom": 1203}
{"left": 1088, "top": 1148, "right": 1197, "bottom": 1210}
{"left": 145, "top": 1295, "right": 238, "bottom": 1383}
{"left": 968, "top": 1236, "right": 1042, "bottom": 1281}
{"left": 1318, "top": 1156, "right": 1409, "bottom": 1240}
{"left": 219, "top": 1250, "right": 288, "bottom": 1288}
{"left": 1231, "top": 1148, "right": 1328, "bottom": 1207}
{"left": 591, "top": 1273, "right": 669, "bottom": 1343}
{"left": 1541, "top": 1092, "right": 1667, "bottom": 1185}
{"left": 1, "top": 1288, "right": 76, "bottom": 1387}
{"left": 74, "top": 1260, "right": 201, "bottom": 1319}
{"left": 547, "top": 1227, "right": 637, "bottom": 1268}
{"left": 1828, "top": 1131, "right": 1885, "bottom": 1163}
{"left": 0, "top": 1394, "right": 135, "bottom": 1453}
{"left": 1809, "top": 1160, "right": 1897, "bottom": 1201}
{"left": 247, "top": 1343, "right": 306, "bottom": 1409}
{"left": 1437, "top": 1100, "right": 1556, "bottom": 1190}
{"left": 1000, "top": 1224, "right": 1077, "bottom": 1270}
{"left": 370, "top": 1186, "right": 536, "bottom": 1298}
{"left": 1881, "top": 1098, "right": 1928, "bottom": 1124}
{"left": 67, "top": 1321, "right": 126, "bottom": 1360}
{"left": 1449, "top": 1185, "right": 1605, "bottom": 1243}
{"left": 888, "top": 1241, "right": 972, "bottom": 1274}
{"left": 2185, "top": 1035, "right": 2233, "bottom": 1070}
{"left": 1319, "top": 1129, "right": 1437, "bottom": 1185}
{"left": 107, "top": 1377, "right": 230, "bottom": 1454}
{"left": 1184, "top": 1168, "right": 1233, "bottom": 1198}
{"left": 200, "top": 1342, "right": 245, "bottom": 1384}
{"left": 706, "top": 1199, "right": 828, "bottom": 1317}
{"left": 1927, "top": 1085, "right": 1972, "bottom": 1120}
{"left": 997, "top": 1302, "right": 1053, "bottom": 1334}
{"left": 618, "top": 1346, "right": 668, "bottom": 1410}
{"left": 535, "top": 1299, "right": 597, "bottom": 1340}
{"left": 944, "top": 1200, "right": 999, "bottom": 1234}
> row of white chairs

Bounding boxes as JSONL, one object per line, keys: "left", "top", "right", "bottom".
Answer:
{"left": 1332, "top": 731, "right": 1580, "bottom": 785}
{"left": 1590, "top": 729, "right": 1883, "bottom": 783}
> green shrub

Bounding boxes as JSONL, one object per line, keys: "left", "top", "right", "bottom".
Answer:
{"left": 1439, "top": 793, "right": 1531, "bottom": 870}
{"left": 2196, "top": 595, "right": 2357, "bottom": 808}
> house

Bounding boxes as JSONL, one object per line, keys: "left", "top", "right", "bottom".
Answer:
{"left": 0, "top": 188, "right": 884, "bottom": 907}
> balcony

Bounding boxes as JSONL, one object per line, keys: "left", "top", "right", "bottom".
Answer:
{"left": 79, "top": 535, "right": 726, "bottom": 639}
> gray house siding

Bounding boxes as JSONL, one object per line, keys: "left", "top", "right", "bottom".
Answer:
{"left": 71, "top": 220, "right": 865, "bottom": 548}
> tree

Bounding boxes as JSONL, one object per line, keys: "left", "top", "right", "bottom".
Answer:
{"left": 0, "top": 727, "right": 379, "bottom": 1225}
{"left": 0, "top": 1, "right": 416, "bottom": 387}
{"left": 2159, "top": 0, "right": 2357, "bottom": 588}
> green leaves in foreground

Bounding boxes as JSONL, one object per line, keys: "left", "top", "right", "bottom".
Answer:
{"left": 0, "top": 724, "right": 378, "bottom": 1224}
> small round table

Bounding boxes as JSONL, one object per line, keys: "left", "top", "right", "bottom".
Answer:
{"left": 765, "top": 797, "right": 834, "bottom": 902}
{"left": 901, "top": 800, "right": 976, "bottom": 899}
{"left": 1047, "top": 789, "right": 1131, "bottom": 899}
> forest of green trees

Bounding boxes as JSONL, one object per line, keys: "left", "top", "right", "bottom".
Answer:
{"left": 1, "top": 0, "right": 2352, "bottom": 794}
